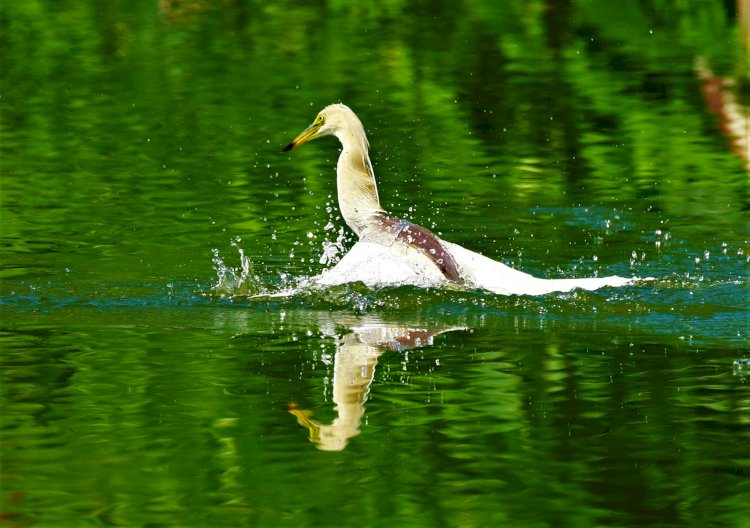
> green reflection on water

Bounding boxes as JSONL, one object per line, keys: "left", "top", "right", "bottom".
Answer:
{"left": 2, "top": 308, "right": 748, "bottom": 527}
{"left": 1, "top": 0, "right": 748, "bottom": 527}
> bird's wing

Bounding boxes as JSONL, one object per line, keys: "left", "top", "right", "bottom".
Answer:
{"left": 442, "top": 240, "right": 634, "bottom": 295}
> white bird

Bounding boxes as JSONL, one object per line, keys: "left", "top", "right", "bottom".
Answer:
{"left": 284, "top": 103, "right": 635, "bottom": 295}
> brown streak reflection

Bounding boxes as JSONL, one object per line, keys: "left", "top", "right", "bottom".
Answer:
{"left": 696, "top": 57, "right": 749, "bottom": 169}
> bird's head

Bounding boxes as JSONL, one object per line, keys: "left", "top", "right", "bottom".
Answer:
{"left": 283, "top": 103, "right": 367, "bottom": 152}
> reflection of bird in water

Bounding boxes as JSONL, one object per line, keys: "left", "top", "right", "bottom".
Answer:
{"left": 289, "top": 320, "right": 463, "bottom": 452}
{"left": 284, "top": 104, "right": 635, "bottom": 295}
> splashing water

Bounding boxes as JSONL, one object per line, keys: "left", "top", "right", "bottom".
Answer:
{"left": 211, "top": 237, "right": 262, "bottom": 298}
{"left": 210, "top": 198, "right": 365, "bottom": 299}
{"left": 319, "top": 223, "right": 349, "bottom": 266}
{"left": 210, "top": 233, "right": 340, "bottom": 300}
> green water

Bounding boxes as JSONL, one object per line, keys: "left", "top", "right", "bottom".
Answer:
{"left": 2, "top": 1, "right": 748, "bottom": 527}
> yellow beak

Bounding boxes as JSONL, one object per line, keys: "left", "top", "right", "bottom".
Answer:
{"left": 283, "top": 122, "right": 322, "bottom": 152}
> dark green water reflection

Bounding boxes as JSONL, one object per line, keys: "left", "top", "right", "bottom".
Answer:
{"left": 2, "top": 1, "right": 748, "bottom": 527}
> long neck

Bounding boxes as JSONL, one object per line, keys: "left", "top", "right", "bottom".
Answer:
{"left": 335, "top": 133, "right": 384, "bottom": 237}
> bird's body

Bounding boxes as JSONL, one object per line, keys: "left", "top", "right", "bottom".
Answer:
{"left": 284, "top": 104, "right": 634, "bottom": 295}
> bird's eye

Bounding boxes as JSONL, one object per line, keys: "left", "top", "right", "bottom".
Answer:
{"left": 315, "top": 115, "right": 325, "bottom": 125}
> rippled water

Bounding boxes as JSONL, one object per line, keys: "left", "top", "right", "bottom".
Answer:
{"left": 2, "top": 1, "right": 748, "bottom": 527}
